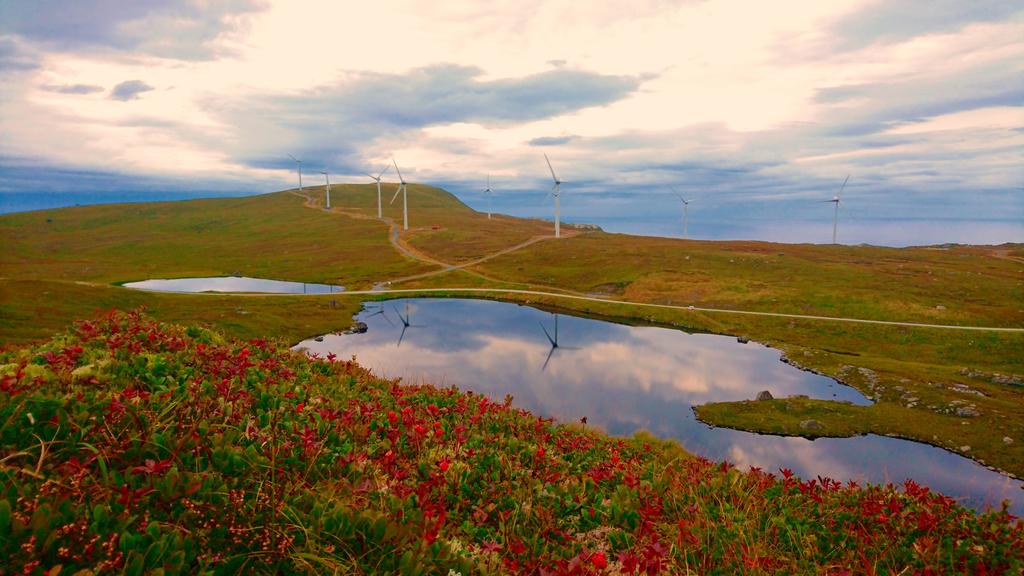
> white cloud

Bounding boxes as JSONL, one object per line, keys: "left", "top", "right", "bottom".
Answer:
{"left": 1, "top": 0, "right": 1021, "bottom": 238}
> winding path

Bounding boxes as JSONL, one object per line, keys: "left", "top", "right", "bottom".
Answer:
{"left": 335, "top": 287, "right": 1024, "bottom": 333}
{"left": 269, "top": 191, "right": 1024, "bottom": 333}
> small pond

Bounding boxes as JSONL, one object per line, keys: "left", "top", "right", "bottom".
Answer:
{"left": 295, "top": 298, "right": 1022, "bottom": 515}
{"left": 123, "top": 276, "right": 344, "bottom": 294}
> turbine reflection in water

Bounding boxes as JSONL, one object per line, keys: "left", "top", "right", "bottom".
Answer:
{"left": 295, "top": 298, "right": 1022, "bottom": 515}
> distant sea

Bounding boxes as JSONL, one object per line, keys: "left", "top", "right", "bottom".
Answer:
{"left": 583, "top": 216, "right": 1024, "bottom": 248}
{"left": 0, "top": 191, "right": 249, "bottom": 215}
{"left": 3, "top": 191, "right": 1021, "bottom": 248}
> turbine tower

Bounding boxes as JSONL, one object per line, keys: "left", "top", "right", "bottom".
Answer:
{"left": 365, "top": 164, "right": 391, "bottom": 219}
{"left": 823, "top": 175, "right": 849, "bottom": 244}
{"left": 288, "top": 154, "right": 303, "bottom": 192}
{"left": 483, "top": 174, "right": 494, "bottom": 220}
{"left": 543, "top": 153, "right": 563, "bottom": 238}
{"left": 673, "top": 187, "right": 691, "bottom": 239}
{"left": 390, "top": 158, "right": 409, "bottom": 230}
{"left": 319, "top": 171, "right": 331, "bottom": 209}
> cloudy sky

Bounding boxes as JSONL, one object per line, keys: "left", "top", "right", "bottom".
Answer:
{"left": 1, "top": 0, "right": 1021, "bottom": 244}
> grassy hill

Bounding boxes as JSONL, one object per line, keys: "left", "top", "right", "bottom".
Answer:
{"left": 0, "top": 190, "right": 433, "bottom": 287}
{"left": 0, "top": 185, "right": 1022, "bottom": 480}
{"left": 2, "top": 312, "right": 1020, "bottom": 574}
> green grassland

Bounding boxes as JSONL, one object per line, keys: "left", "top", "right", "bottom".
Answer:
{"left": 1, "top": 184, "right": 1022, "bottom": 480}
{"left": 468, "top": 232, "right": 1024, "bottom": 327}
{"left": 0, "top": 191, "right": 435, "bottom": 287}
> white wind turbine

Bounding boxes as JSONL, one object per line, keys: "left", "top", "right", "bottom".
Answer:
{"left": 822, "top": 175, "right": 849, "bottom": 244}
{"left": 319, "top": 171, "right": 331, "bottom": 209}
{"left": 390, "top": 159, "right": 410, "bottom": 230}
{"left": 543, "top": 153, "right": 564, "bottom": 238}
{"left": 365, "top": 163, "right": 391, "bottom": 219}
{"left": 672, "top": 187, "right": 692, "bottom": 239}
{"left": 483, "top": 174, "right": 494, "bottom": 220}
{"left": 287, "top": 154, "right": 303, "bottom": 192}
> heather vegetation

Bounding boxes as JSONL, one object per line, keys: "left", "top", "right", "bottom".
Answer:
{"left": 1, "top": 311, "right": 1021, "bottom": 574}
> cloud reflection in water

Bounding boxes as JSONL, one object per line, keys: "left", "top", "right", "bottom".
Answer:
{"left": 296, "top": 298, "right": 1022, "bottom": 514}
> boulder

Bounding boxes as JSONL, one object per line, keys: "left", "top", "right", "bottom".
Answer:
{"left": 955, "top": 406, "right": 980, "bottom": 418}
{"left": 799, "top": 419, "right": 824, "bottom": 431}
{"left": 341, "top": 321, "right": 369, "bottom": 335}
{"left": 756, "top": 390, "right": 773, "bottom": 401}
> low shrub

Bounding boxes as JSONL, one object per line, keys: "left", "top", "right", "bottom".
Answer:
{"left": 0, "top": 310, "right": 1020, "bottom": 574}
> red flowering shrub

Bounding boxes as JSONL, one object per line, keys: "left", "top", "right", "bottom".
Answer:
{"left": 0, "top": 310, "right": 1020, "bottom": 574}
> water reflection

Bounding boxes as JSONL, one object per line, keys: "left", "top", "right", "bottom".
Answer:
{"left": 392, "top": 302, "right": 425, "bottom": 347}
{"left": 296, "top": 298, "right": 1022, "bottom": 514}
{"left": 124, "top": 276, "right": 343, "bottom": 294}
{"left": 540, "top": 315, "right": 582, "bottom": 371}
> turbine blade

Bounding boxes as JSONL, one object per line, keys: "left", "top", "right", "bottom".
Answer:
{"left": 365, "top": 173, "right": 379, "bottom": 181}
{"left": 378, "top": 163, "right": 391, "bottom": 179}
{"left": 390, "top": 184, "right": 402, "bottom": 204}
{"left": 543, "top": 153, "right": 559, "bottom": 183}
{"left": 542, "top": 347, "right": 555, "bottom": 371}
{"left": 837, "top": 174, "right": 850, "bottom": 199}
{"left": 392, "top": 304, "right": 406, "bottom": 324}
{"left": 393, "top": 159, "right": 404, "bottom": 183}
{"left": 397, "top": 324, "right": 407, "bottom": 347}
{"left": 540, "top": 322, "right": 556, "bottom": 346}
{"left": 287, "top": 153, "right": 298, "bottom": 162}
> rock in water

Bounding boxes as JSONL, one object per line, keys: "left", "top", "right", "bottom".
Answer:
{"left": 756, "top": 390, "right": 773, "bottom": 401}
{"left": 799, "top": 419, "right": 824, "bottom": 431}
{"left": 341, "top": 321, "right": 369, "bottom": 335}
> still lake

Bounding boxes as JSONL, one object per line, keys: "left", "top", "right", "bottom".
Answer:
{"left": 296, "top": 298, "right": 1022, "bottom": 515}
{"left": 123, "top": 276, "right": 343, "bottom": 294}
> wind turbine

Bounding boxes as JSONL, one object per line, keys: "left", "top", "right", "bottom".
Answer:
{"left": 483, "top": 174, "right": 494, "bottom": 220}
{"left": 672, "top": 187, "right": 692, "bottom": 239}
{"left": 365, "top": 302, "right": 394, "bottom": 326}
{"left": 319, "top": 171, "right": 331, "bottom": 209}
{"left": 539, "top": 313, "right": 578, "bottom": 371}
{"left": 392, "top": 302, "right": 423, "bottom": 347}
{"left": 288, "top": 154, "right": 303, "bottom": 192}
{"left": 365, "top": 164, "right": 391, "bottom": 219}
{"left": 822, "top": 175, "right": 849, "bottom": 244}
{"left": 543, "top": 153, "right": 563, "bottom": 238}
{"left": 390, "top": 159, "right": 409, "bottom": 231}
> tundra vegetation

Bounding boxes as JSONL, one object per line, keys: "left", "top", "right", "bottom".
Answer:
{"left": 0, "top": 188, "right": 1021, "bottom": 490}
{"left": 1, "top": 311, "right": 1021, "bottom": 574}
